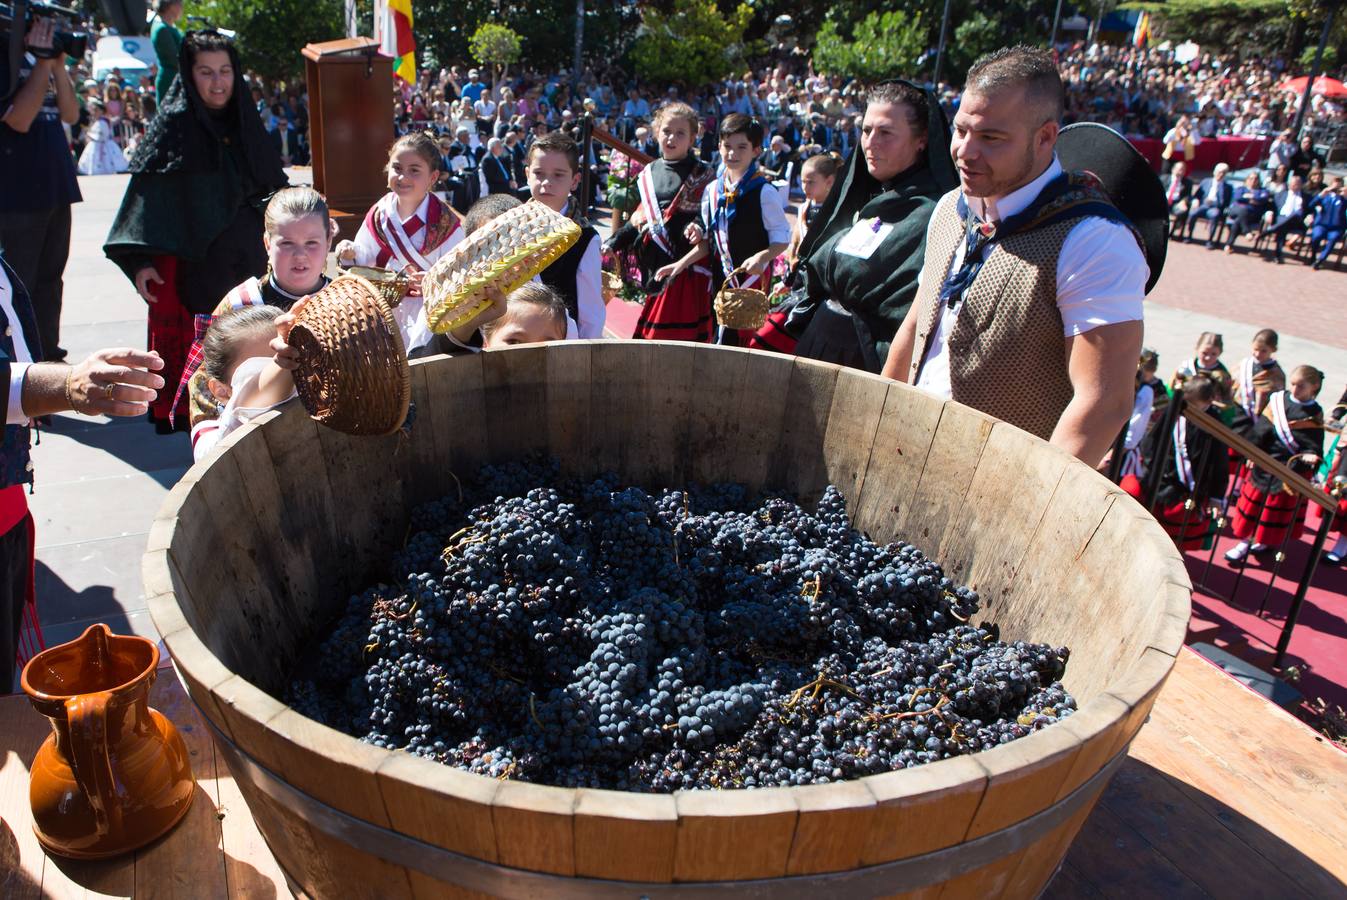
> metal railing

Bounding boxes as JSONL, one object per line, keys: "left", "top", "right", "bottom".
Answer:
{"left": 1111, "top": 394, "right": 1340, "bottom": 668}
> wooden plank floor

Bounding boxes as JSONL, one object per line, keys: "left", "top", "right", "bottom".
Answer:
{"left": 0, "top": 662, "right": 290, "bottom": 898}
{"left": 3, "top": 649, "right": 1345, "bottom": 898}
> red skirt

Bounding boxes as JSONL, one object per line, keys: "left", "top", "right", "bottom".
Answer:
{"left": 1120, "top": 475, "right": 1213, "bottom": 550}
{"left": 1231, "top": 479, "right": 1306, "bottom": 546}
{"left": 634, "top": 268, "right": 713, "bottom": 343}
{"left": 743, "top": 308, "right": 798, "bottom": 355}
{"left": 145, "top": 256, "right": 193, "bottom": 426}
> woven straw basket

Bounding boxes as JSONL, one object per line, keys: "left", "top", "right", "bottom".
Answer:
{"left": 347, "top": 266, "right": 412, "bottom": 307}
{"left": 714, "top": 283, "right": 770, "bottom": 330}
{"left": 422, "top": 202, "right": 581, "bottom": 333}
{"left": 601, "top": 271, "right": 624, "bottom": 306}
{"left": 287, "top": 273, "right": 411, "bottom": 436}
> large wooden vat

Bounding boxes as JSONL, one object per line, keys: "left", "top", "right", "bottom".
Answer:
{"left": 144, "top": 343, "right": 1190, "bottom": 898}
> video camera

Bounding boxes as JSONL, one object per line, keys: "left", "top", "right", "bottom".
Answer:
{"left": 0, "top": 1, "right": 90, "bottom": 60}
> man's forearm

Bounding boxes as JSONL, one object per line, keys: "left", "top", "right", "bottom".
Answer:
{"left": 881, "top": 305, "right": 919, "bottom": 382}
{"left": 19, "top": 362, "right": 73, "bottom": 417}
{"left": 1049, "top": 395, "right": 1129, "bottom": 466}
{"left": 53, "top": 63, "right": 78, "bottom": 124}
{"left": 0, "top": 60, "right": 54, "bottom": 132}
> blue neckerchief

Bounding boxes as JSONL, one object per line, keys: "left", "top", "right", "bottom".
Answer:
{"left": 939, "top": 171, "right": 1139, "bottom": 308}
{"left": 717, "top": 161, "right": 769, "bottom": 231}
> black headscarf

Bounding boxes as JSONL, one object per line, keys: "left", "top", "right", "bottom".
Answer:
{"left": 129, "top": 30, "right": 284, "bottom": 189}
{"left": 797, "top": 80, "right": 958, "bottom": 264}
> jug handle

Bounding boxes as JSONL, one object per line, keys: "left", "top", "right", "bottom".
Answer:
{"left": 65, "top": 692, "right": 122, "bottom": 838}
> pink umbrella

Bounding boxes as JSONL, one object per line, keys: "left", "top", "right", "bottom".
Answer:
{"left": 1277, "top": 75, "right": 1347, "bottom": 98}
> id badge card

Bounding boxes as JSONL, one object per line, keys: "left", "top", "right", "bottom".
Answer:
{"left": 835, "top": 217, "right": 894, "bottom": 259}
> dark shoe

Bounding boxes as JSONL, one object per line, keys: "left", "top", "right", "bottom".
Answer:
{"left": 44, "top": 347, "right": 68, "bottom": 362}
{"left": 1275, "top": 255, "right": 1285, "bottom": 264}
{"left": 1204, "top": 241, "right": 1215, "bottom": 249}
{"left": 1312, "top": 259, "right": 1323, "bottom": 270}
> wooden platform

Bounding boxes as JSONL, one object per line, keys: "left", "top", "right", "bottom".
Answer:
{"left": 2, "top": 649, "right": 1344, "bottom": 898}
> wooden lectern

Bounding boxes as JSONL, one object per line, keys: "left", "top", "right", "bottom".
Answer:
{"left": 302, "top": 38, "right": 394, "bottom": 241}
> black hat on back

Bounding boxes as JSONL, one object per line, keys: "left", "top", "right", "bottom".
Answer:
{"left": 1057, "top": 122, "right": 1168, "bottom": 294}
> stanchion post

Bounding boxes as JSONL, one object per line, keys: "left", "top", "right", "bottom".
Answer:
{"left": 1274, "top": 512, "right": 1333, "bottom": 668}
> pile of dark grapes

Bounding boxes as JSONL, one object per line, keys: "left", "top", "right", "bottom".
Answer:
{"left": 286, "top": 457, "right": 1075, "bottom": 791}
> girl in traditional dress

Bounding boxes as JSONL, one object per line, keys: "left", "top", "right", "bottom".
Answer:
{"left": 610, "top": 103, "right": 716, "bottom": 342}
{"left": 190, "top": 305, "right": 298, "bottom": 461}
{"left": 785, "top": 153, "right": 843, "bottom": 269}
{"left": 76, "top": 99, "right": 128, "bottom": 175}
{"left": 174, "top": 186, "right": 335, "bottom": 430}
{"left": 1116, "top": 355, "right": 1157, "bottom": 481}
{"left": 656, "top": 113, "right": 791, "bottom": 346}
{"left": 1233, "top": 328, "right": 1286, "bottom": 419}
{"left": 1226, "top": 366, "right": 1326, "bottom": 562}
{"left": 103, "top": 81, "right": 125, "bottom": 143}
{"left": 336, "top": 131, "right": 463, "bottom": 354}
{"left": 1122, "top": 376, "right": 1229, "bottom": 550}
{"left": 1172, "top": 332, "right": 1234, "bottom": 410}
{"left": 105, "top": 30, "right": 288, "bottom": 434}
{"left": 1139, "top": 348, "right": 1170, "bottom": 427}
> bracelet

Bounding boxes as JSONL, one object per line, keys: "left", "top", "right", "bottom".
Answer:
{"left": 64, "top": 368, "right": 77, "bottom": 415}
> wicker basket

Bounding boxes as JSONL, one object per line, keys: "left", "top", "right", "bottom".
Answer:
{"left": 601, "top": 271, "right": 625, "bottom": 306}
{"left": 287, "top": 273, "right": 411, "bottom": 436}
{"left": 422, "top": 202, "right": 581, "bottom": 333}
{"left": 347, "top": 266, "right": 412, "bottom": 307}
{"left": 714, "top": 283, "right": 770, "bottom": 330}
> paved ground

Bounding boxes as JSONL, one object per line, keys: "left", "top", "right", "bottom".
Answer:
{"left": 13, "top": 172, "right": 1347, "bottom": 690}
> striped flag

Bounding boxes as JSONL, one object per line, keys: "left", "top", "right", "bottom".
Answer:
{"left": 375, "top": 0, "right": 417, "bottom": 84}
{"left": 1132, "top": 11, "right": 1151, "bottom": 49}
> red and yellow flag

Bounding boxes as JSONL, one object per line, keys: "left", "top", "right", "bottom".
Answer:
{"left": 376, "top": 0, "right": 416, "bottom": 84}
{"left": 1132, "top": 11, "right": 1151, "bottom": 49}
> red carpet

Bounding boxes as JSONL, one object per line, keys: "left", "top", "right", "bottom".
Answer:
{"left": 603, "top": 299, "right": 642, "bottom": 340}
{"left": 1184, "top": 502, "right": 1347, "bottom": 712}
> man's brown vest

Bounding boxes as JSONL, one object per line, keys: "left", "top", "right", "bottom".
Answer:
{"left": 909, "top": 191, "right": 1090, "bottom": 442}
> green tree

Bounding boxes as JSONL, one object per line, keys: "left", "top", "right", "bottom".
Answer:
{"left": 412, "top": 0, "right": 640, "bottom": 79}
{"left": 813, "top": 10, "right": 926, "bottom": 81}
{"left": 468, "top": 22, "right": 522, "bottom": 94}
{"left": 186, "top": 0, "right": 345, "bottom": 83}
{"left": 630, "top": 0, "right": 754, "bottom": 86}
{"left": 1123, "top": 0, "right": 1304, "bottom": 58}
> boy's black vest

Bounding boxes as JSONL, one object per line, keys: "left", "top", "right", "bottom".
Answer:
{"left": 541, "top": 225, "right": 599, "bottom": 323}
{"left": 714, "top": 182, "right": 769, "bottom": 285}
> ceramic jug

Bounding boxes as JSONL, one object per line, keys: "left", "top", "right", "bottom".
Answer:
{"left": 21, "top": 623, "right": 195, "bottom": 859}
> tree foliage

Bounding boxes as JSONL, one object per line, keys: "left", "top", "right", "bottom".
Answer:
{"left": 1122, "top": 0, "right": 1307, "bottom": 58}
{"left": 813, "top": 10, "right": 926, "bottom": 81}
{"left": 186, "top": 0, "right": 345, "bottom": 82}
{"left": 630, "top": 0, "right": 755, "bottom": 87}
{"left": 468, "top": 22, "right": 522, "bottom": 68}
{"left": 413, "top": 0, "right": 639, "bottom": 77}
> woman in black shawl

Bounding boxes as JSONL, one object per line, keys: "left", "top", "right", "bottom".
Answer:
{"left": 104, "top": 30, "right": 286, "bottom": 432}
{"left": 765, "top": 81, "right": 957, "bottom": 373}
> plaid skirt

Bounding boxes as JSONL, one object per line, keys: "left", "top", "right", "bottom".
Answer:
{"left": 634, "top": 268, "right": 713, "bottom": 343}
{"left": 1231, "top": 479, "right": 1306, "bottom": 546}
{"left": 145, "top": 255, "right": 193, "bottom": 426}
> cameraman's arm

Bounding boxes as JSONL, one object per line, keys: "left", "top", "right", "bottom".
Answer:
{"left": 1, "top": 59, "right": 56, "bottom": 134}
{"left": 53, "top": 61, "right": 78, "bottom": 125}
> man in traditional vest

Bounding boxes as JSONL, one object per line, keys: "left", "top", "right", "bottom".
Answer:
{"left": 883, "top": 46, "right": 1146, "bottom": 465}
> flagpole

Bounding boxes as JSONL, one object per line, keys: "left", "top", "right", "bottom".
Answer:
{"left": 1292, "top": 5, "right": 1337, "bottom": 139}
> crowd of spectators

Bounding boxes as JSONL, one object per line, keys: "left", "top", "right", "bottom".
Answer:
{"left": 1042, "top": 43, "right": 1347, "bottom": 142}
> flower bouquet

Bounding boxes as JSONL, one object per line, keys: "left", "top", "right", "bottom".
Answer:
{"left": 606, "top": 151, "right": 644, "bottom": 213}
